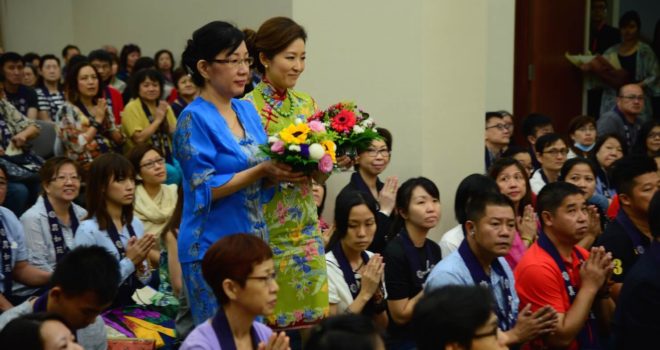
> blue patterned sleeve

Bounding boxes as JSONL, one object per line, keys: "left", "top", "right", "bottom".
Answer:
{"left": 174, "top": 110, "right": 235, "bottom": 216}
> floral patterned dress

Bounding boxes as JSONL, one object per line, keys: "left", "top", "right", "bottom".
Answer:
{"left": 244, "top": 82, "right": 329, "bottom": 330}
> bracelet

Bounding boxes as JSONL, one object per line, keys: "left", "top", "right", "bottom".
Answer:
{"left": 89, "top": 119, "right": 104, "bottom": 132}
{"left": 521, "top": 236, "right": 535, "bottom": 245}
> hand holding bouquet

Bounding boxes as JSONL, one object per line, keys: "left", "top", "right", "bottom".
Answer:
{"left": 262, "top": 117, "right": 337, "bottom": 176}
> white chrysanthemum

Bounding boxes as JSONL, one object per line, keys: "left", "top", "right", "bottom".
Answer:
{"left": 288, "top": 145, "right": 301, "bottom": 152}
{"left": 308, "top": 143, "right": 325, "bottom": 160}
{"left": 268, "top": 136, "right": 280, "bottom": 143}
{"left": 353, "top": 125, "right": 365, "bottom": 134}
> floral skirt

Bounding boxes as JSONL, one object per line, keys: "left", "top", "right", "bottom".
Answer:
{"left": 264, "top": 182, "right": 329, "bottom": 330}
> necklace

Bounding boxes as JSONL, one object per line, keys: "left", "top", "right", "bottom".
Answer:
{"left": 256, "top": 83, "right": 299, "bottom": 118}
{"left": 353, "top": 260, "right": 365, "bottom": 273}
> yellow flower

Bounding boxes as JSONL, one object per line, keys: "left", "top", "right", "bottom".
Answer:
{"left": 321, "top": 140, "right": 336, "bottom": 162}
{"left": 279, "top": 123, "right": 311, "bottom": 144}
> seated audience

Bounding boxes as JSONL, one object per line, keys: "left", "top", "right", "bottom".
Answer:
{"left": 305, "top": 314, "right": 385, "bottom": 350}
{"left": 35, "top": 54, "right": 65, "bottom": 121}
{"left": 154, "top": 49, "right": 176, "bottom": 99}
{"left": 120, "top": 68, "right": 181, "bottom": 185}
{"left": 107, "top": 51, "right": 126, "bottom": 93}
{"left": 613, "top": 191, "right": 660, "bottom": 349}
{"left": 1, "top": 52, "right": 38, "bottom": 119}
{"left": 595, "top": 155, "right": 659, "bottom": 300}
{"left": 597, "top": 84, "right": 644, "bottom": 151}
{"left": 0, "top": 245, "right": 119, "bottom": 350}
{"left": 502, "top": 146, "right": 534, "bottom": 177}
{"left": 485, "top": 111, "right": 512, "bottom": 171}
{"left": 591, "top": 133, "right": 626, "bottom": 199}
{"left": 383, "top": 177, "right": 442, "bottom": 350}
{"left": 60, "top": 45, "right": 80, "bottom": 76}
{"left": 22, "top": 53, "right": 41, "bottom": 70}
{"left": 530, "top": 133, "right": 568, "bottom": 194}
{"left": 0, "top": 312, "right": 83, "bottom": 350}
{"left": 16, "top": 157, "right": 86, "bottom": 299}
{"left": 0, "top": 164, "right": 50, "bottom": 310}
{"left": 413, "top": 285, "right": 509, "bottom": 350}
{"left": 73, "top": 153, "right": 155, "bottom": 307}
{"left": 0, "top": 74, "right": 41, "bottom": 217}
{"left": 515, "top": 182, "right": 614, "bottom": 349}
{"left": 170, "top": 67, "right": 199, "bottom": 118}
{"left": 55, "top": 62, "right": 124, "bottom": 170}
{"left": 567, "top": 115, "right": 597, "bottom": 159}
{"left": 439, "top": 174, "right": 499, "bottom": 258}
{"left": 22, "top": 64, "right": 38, "bottom": 89}
{"left": 522, "top": 113, "right": 554, "bottom": 170}
{"left": 179, "top": 234, "right": 289, "bottom": 350}
{"left": 632, "top": 120, "right": 660, "bottom": 157}
{"left": 88, "top": 49, "right": 125, "bottom": 125}
{"left": 117, "top": 43, "right": 141, "bottom": 83}
{"left": 326, "top": 190, "right": 387, "bottom": 328}
{"left": 127, "top": 144, "right": 178, "bottom": 267}
{"left": 338, "top": 127, "right": 396, "bottom": 253}
{"left": 489, "top": 157, "right": 537, "bottom": 268}
{"left": 426, "top": 192, "right": 557, "bottom": 347}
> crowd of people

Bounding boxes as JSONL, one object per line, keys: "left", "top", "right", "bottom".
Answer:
{"left": 0, "top": 7, "right": 659, "bottom": 350}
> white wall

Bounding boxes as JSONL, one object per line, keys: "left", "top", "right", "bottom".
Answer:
{"left": 0, "top": 0, "right": 74, "bottom": 56}
{"left": 2, "top": 0, "right": 514, "bottom": 240}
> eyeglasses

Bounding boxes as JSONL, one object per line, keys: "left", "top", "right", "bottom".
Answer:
{"left": 543, "top": 148, "right": 569, "bottom": 157}
{"left": 140, "top": 158, "right": 166, "bottom": 169}
{"left": 619, "top": 94, "right": 644, "bottom": 101}
{"left": 485, "top": 124, "right": 512, "bottom": 131}
{"left": 211, "top": 57, "right": 254, "bottom": 69}
{"left": 364, "top": 148, "right": 390, "bottom": 157}
{"left": 648, "top": 132, "right": 660, "bottom": 139}
{"left": 246, "top": 272, "right": 277, "bottom": 285}
{"left": 50, "top": 174, "right": 81, "bottom": 183}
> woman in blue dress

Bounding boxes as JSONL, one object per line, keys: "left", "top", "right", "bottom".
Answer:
{"left": 174, "top": 21, "right": 305, "bottom": 325}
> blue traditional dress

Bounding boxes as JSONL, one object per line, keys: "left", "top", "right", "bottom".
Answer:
{"left": 173, "top": 97, "right": 272, "bottom": 325}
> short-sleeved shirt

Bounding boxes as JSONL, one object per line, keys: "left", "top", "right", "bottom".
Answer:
{"left": 514, "top": 242, "right": 590, "bottom": 350}
{"left": 180, "top": 319, "right": 273, "bottom": 350}
{"left": 35, "top": 87, "right": 65, "bottom": 120}
{"left": 383, "top": 235, "right": 441, "bottom": 341}
{"left": 5, "top": 85, "right": 38, "bottom": 116}
{"left": 425, "top": 249, "right": 519, "bottom": 326}
{"left": 120, "top": 98, "right": 177, "bottom": 152}
{"left": 327, "top": 250, "right": 384, "bottom": 313}
{"left": 595, "top": 211, "right": 650, "bottom": 283}
{"left": 0, "top": 207, "right": 28, "bottom": 294}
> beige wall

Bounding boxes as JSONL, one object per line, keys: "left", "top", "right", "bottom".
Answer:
{"left": 2, "top": 0, "right": 515, "bottom": 240}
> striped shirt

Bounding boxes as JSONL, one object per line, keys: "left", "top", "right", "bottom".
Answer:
{"left": 35, "top": 87, "right": 65, "bottom": 121}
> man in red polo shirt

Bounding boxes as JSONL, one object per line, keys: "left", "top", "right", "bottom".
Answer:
{"left": 515, "top": 182, "right": 614, "bottom": 349}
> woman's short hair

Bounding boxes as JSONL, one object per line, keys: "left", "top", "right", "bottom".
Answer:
{"left": 182, "top": 21, "right": 244, "bottom": 87}
{"left": 633, "top": 120, "right": 660, "bottom": 156}
{"left": 202, "top": 233, "right": 273, "bottom": 305}
{"left": 85, "top": 153, "right": 136, "bottom": 231}
{"left": 126, "top": 144, "right": 162, "bottom": 182}
{"left": 119, "top": 44, "right": 141, "bottom": 71}
{"left": 390, "top": 177, "right": 440, "bottom": 236}
{"left": 568, "top": 115, "right": 596, "bottom": 136}
{"left": 590, "top": 133, "right": 628, "bottom": 165}
{"left": 154, "top": 49, "right": 175, "bottom": 73}
{"left": 251, "top": 17, "right": 307, "bottom": 75}
{"left": 488, "top": 157, "right": 533, "bottom": 216}
{"left": 0, "top": 312, "right": 72, "bottom": 350}
{"left": 305, "top": 314, "right": 383, "bottom": 350}
{"left": 130, "top": 68, "right": 164, "bottom": 100}
{"left": 619, "top": 10, "right": 641, "bottom": 30}
{"left": 559, "top": 157, "right": 598, "bottom": 182}
{"left": 39, "top": 156, "right": 82, "bottom": 190}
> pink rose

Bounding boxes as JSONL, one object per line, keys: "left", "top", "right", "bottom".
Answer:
{"left": 318, "top": 154, "right": 334, "bottom": 173}
{"left": 270, "top": 140, "right": 285, "bottom": 154}
{"left": 308, "top": 120, "right": 326, "bottom": 132}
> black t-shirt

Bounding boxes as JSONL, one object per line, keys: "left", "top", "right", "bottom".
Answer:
{"left": 595, "top": 217, "right": 650, "bottom": 283}
{"left": 383, "top": 234, "right": 442, "bottom": 343}
{"left": 5, "top": 85, "right": 38, "bottom": 116}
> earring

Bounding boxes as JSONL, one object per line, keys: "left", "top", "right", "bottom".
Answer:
{"left": 265, "top": 64, "right": 269, "bottom": 69}
{"left": 470, "top": 230, "right": 475, "bottom": 236}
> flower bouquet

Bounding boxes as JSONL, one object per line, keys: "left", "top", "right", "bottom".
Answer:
{"left": 308, "top": 101, "right": 380, "bottom": 160}
{"left": 262, "top": 117, "right": 337, "bottom": 177}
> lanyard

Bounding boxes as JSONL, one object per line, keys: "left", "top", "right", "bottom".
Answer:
{"left": 42, "top": 195, "right": 79, "bottom": 262}
{"left": 106, "top": 219, "right": 136, "bottom": 258}
{"left": 0, "top": 117, "right": 13, "bottom": 150}
{"left": 332, "top": 243, "right": 370, "bottom": 300}
{"left": 75, "top": 101, "right": 110, "bottom": 153}
{"left": 0, "top": 217, "right": 12, "bottom": 296}
{"left": 537, "top": 231, "right": 600, "bottom": 349}
{"left": 398, "top": 229, "right": 435, "bottom": 289}
{"left": 212, "top": 307, "right": 259, "bottom": 350}
{"left": 140, "top": 99, "right": 172, "bottom": 163}
{"left": 458, "top": 240, "right": 515, "bottom": 331}
{"left": 615, "top": 210, "right": 649, "bottom": 255}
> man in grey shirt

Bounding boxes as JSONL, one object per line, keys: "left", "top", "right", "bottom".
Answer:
{"left": 0, "top": 246, "right": 119, "bottom": 350}
{"left": 597, "top": 84, "right": 645, "bottom": 150}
